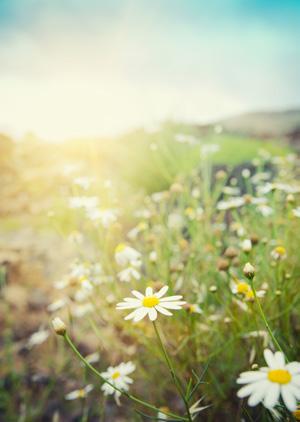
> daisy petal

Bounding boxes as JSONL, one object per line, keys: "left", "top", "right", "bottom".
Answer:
{"left": 286, "top": 383, "right": 300, "bottom": 400}
{"left": 159, "top": 302, "right": 185, "bottom": 309}
{"left": 156, "top": 305, "right": 173, "bottom": 316}
{"left": 274, "top": 351, "right": 285, "bottom": 368}
{"left": 145, "top": 287, "right": 153, "bottom": 296}
{"left": 263, "top": 382, "right": 280, "bottom": 409}
{"left": 133, "top": 307, "right": 148, "bottom": 322}
{"left": 160, "top": 295, "right": 183, "bottom": 302}
{"left": 155, "top": 285, "right": 169, "bottom": 298}
{"left": 286, "top": 362, "right": 300, "bottom": 375}
{"left": 131, "top": 290, "right": 144, "bottom": 300}
{"left": 237, "top": 382, "right": 260, "bottom": 398}
{"left": 281, "top": 384, "right": 297, "bottom": 411}
{"left": 264, "top": 349, "right": 277, "bottom": 369}
{"left": 148, "top": 307, "right": 157, "bottom": 321}
{"left": 291, "top": 375, "right": 300, "bottom": 386}
{"left": 116, "top": 303, "right": 141, "bottom": 309}
{"left": 124, "top": 309, "right": 139, "bottom": 320}
{"left": 237, "top": 371, "right": 267, "bottom": 384}
{"left": 247, "top": 380, "right": 269, "bottom": 406}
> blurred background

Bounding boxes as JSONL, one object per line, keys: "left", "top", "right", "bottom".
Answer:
{"left": 0, "top": 1, "right": 300, "bottom": 421}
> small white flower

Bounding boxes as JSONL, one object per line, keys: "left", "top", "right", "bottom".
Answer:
{"left": 117, "top": 266, "right": 141, "bottom": 283}
{"left": 101, "top": 362, "right": 135, "bottom": 399}
{"left": 237, "top": 349, "right": 300, "bottom": 411}
{"left": 65, "top": 384, "right": 94, "bottom": 400}
{"left": 114, "top": 244, "right": 141, "bottom": 267}
{"left": 116, "top": 285, "right": 186, "bottom": 322}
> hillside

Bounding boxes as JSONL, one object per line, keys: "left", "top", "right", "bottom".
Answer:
{"left": 217, "top": 108, "right": 300, "bottom": 142}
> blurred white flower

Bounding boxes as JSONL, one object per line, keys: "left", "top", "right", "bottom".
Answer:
{"left": 27, "top": 329, "right": 49, "bottom": 349}
{"left": 115, "top": 244, "right": 141, "bottom": 267}
{"left": 117, "top": 266, "right": 141, "bottom": 283}
{"left": 257, "top": 204, "right": 274, "bottom": 217}
{"left": 292, "top": 207, "right": 300, "bottom": 218}
{"left": 65, "top": 384, "right": 94, "bottom": 400}
{"left": 241, "top": 239, "right": 252, "bottom": 253}
{"left": 101, "top": 362, "right": 135, "bottom": 400}
{"left": 167, "top": 212, "right": 184, "bottom": 230}
{"left": 73, "top": 176, "right": 93, "bottom": 190}
{"left": 69, "top": 196, "right": 99, "bottom": 210}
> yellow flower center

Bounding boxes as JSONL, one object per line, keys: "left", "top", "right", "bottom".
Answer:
{"left": 245, "top": 290, "right": 254, "bottom": 300}
{"left": 143, "top": 296, "right": 159, "bottom": 308}
{"left": 237, "top": 282, "right": 250, "bottom": 294}
{"left": 275, "top": 246, "right": 286, "bottom": 256}
{"left": 78, "top": 389, "right": 86, "bottom": 398}
{"left": 268, "top": 369, "right": 291, "bottom": 384}
{"left": 112, "top": 371, "right": 120, "bottom": 380}
{"left": 115, "top": 243, "right": 126, "bottom": 253}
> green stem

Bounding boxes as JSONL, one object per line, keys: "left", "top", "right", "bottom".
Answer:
{"left": 152, "top": 322, "right": 193, "bottom": 422}
{"left": 64, "top": 333, "right": 187, "bottom": 421}
{"left": 249, "top": 280, "right": 283, "bottom": 353}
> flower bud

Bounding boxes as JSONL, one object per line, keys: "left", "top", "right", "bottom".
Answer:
{"left": 243, "top": 262, "right": 255, "bottom": 279}
{"left": 52, "top": 317, "right": 66, "bottom": 336}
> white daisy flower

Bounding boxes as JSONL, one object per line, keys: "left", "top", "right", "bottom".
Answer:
{"left": 117, "top": 266, "right": 141, "bottom": 283}
{"left": 114, "top": 244, "right": 141, "bottom": 267}
{"left": 237, "top": 349, "right": 300, "bottom": 411}
{"left": 116, "top": 286, "right": 186, "bottom": 322}
{"left": 101, "top": 362, "right": 135, "bottom": 399}
{"left": 65, "top": 384, "right": 94, "bottom": 400}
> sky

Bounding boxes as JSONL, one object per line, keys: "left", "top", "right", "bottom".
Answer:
{"left": 0, "top": 0, "right": 299, "bottom": 141}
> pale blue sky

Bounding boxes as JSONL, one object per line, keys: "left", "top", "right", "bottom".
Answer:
{"left": 0, "top": 0, "right": 299, "bottom": 140}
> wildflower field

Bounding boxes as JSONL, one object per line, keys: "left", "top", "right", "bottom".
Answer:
{"left": 1, "top": 125, "right": 300, "bottom": 422}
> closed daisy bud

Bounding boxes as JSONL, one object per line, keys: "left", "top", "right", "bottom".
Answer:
{"left": 286, "top": 193, "right": 295, "bottom": 203}
{"left": 217, "top": 258, "right": 230, "bottom": 272}
{"left": 209, "top": 285, "right": 218, "bottom": 293}
{"left": 243, "top": 262, "right": 255, "bottom": 279}
{"left": 52, "top": 317, "right": 66, "bottom": 336}
{"left": 250, "top": 234, "right": 259, "bottom": 245}
{"left": 224, "top": 246, "right": 239, "bottom": 259}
